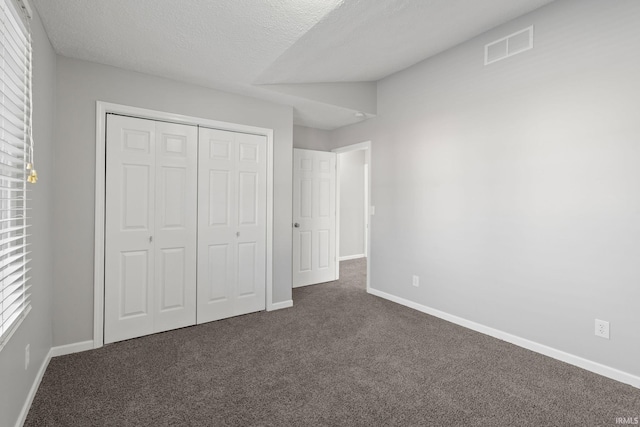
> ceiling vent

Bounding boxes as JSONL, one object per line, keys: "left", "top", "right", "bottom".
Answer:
{"left": 484, "top": 25, "right": 534, "bottom": 65}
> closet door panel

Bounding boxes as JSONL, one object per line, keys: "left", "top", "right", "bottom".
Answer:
{"left": 198, "top": 128, "right": 237, "bottom": 322}
{"left": 105, "top": 115, "right": 156, "bottom": 344}
{"left": 234, "top": 133, "right": 266, "bottom": 315}
{"left": 208, "top": 170, "right": 230, "bottom": 226}
{"left": 207, "top": 243, "right": 231, "bottom": 302}
{"left": 154, "top": 122, "right": 198, "bottom": 333}
{"left": 119, "top": 250, "right": 150, "bottom": 317}
{"left": 238, "top": 171, "right": 258, "bottom": 225}
{"left": 159, "top": 247, "right": 186, "bottom": 310}
{"left": 197, "top": 128, "right": 266, "bottom": 323}
{"left": 121, "top": 164, "right": 151, "bottom": 230}
{"left": 105, "top": 116, "right": 197, "bottom": 344}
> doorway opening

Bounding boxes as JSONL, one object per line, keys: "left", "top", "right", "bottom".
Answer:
{"left": 333, "top": 141, "right": 371, "bottom": 292}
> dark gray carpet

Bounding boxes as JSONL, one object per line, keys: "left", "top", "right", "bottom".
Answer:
{"left": 26, "top": 259, "right": 639, "bottom": 426}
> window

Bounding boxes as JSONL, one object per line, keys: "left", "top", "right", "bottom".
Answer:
{"left": 0, "top": 0, "right": 34, "bottom": 350}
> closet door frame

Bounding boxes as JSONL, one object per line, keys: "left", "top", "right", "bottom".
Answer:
{"left": 93, "top": 101, "right": 275, "bottom": 349}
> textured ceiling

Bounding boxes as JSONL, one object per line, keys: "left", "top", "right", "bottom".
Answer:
{"left": 258, "top": 0, "right": 555, "bottom": 84}
{"left": 33, "top": 0, "right": 555, "bottom": 129}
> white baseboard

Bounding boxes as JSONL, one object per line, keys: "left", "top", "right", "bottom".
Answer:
{"left": 368, "top": 288, "right": 640, "bottom": 389}
{"left": 339, "top": 254, "right": 366, "bottom": 261}
{"left": 50, "top": 340, "right": 95, "bottom": 357}
{"left": 268, "top": 300, "right": 293, "bottom": 311}
{"left": 15, "top": 348, "right": 53, "bottom": 427}
{"left": 15, "top": 340, "right": 95, "bottom": 427}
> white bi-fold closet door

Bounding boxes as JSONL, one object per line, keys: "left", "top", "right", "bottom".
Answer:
{"left": 105, "top": 115, "right": 197, "bottom": 344}
{"left": 197, "top": 127, "right": 267, "bottom": 323}
{"left": 104, "top": 115, "right": 267, "bottom": 344}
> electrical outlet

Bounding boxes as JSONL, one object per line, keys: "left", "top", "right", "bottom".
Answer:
{"left": 412, "top": 275, "right": 419, "bottom": 287}
{"left": 25, "top": 344, "right": 30, "bottom": 370}
{"left": 595, "top": 319, "right": 609, "bottom": 339}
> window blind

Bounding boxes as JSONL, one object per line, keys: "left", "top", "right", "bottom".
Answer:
{"left": 0, "top": 0, "right": 32, "bottom": 350}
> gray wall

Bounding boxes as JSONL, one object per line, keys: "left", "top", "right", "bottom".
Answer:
{"left": 0, "top": 8, "right": 56, "bottom": 427}
{"left": 293, "top": 125, "right": 332, "bottom": 151}
{"left": 53, "top": 57, "right": 293, "bottom": 346}
{"left": 339, "top": 150, "right": 365, "bottom": 258}
{"left": 329, "top": 0, "right": 640, "bottom": 377}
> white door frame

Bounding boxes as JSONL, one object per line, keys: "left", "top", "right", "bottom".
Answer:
{"left": 364, "top": 163, "right": 369, "bottom": 258}
{"left": 94, "top": 101, "right": 275, "bottom": 349}
{"left": 332, "top": 141, "right": 372, "bottom": 292}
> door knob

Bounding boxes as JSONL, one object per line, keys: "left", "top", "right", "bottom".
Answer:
{"left": 294, "top": 223, "right": 300, "bottom": 228}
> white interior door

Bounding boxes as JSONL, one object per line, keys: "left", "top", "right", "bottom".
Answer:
{"left": 293, "top": 149, "right": 337, "bottom": 287}
{"left": 104, "top": 115, "right": 197, "bottom": 344}
{"left": 197, "top": 127, "right": 267, "bottom": 323}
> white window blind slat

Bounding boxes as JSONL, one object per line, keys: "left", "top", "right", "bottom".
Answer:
{"left": 0, "top": 86, "right": 26, "bottom": 111}
{"left": 0, "top": 251, "right": 29, "bottom": 270}
{"left": 0, "top": 241, "right": 26, "bottom": 256}
{"left": 0, "top": 224, "right": 28, "bottom": 235}
{"left": 1, "top": 301, "right": 24, "bottom": 331}
{"left": 0, "top": 186, "right": 28, "bottom": 192}
{"left": 0, "top": 218, "right": 28, "bottom": 226}
{"left": 2, "top": 266, "right": 30, "bottom": 291}
{"left": 1, "top": 289, "right": 28, "bottom": 321}
{"left": 1, "top": 143, "right": 26, "bottom": 155}
{"left": 0, "top": 280, "right": 22, "bottom": 303}
{"left": 0, "top": 198, "right": 27, "bottom": 202}
{"left": 1, "top": 138, "right": 27, "bottom": 153}
{"left": 1, "top": 278, "right": 29, "bottom": 303}
{"left": 2, "top": 35, "right": 29, "bottom": 64}
{"left": 3, "top": 69, "right": 27, "bottom": 101}
{"left": 2, "top": 87, "right": 28, "bottom": 117}
{"left": 0, "top": 127, "right": 28, "bottom": 148}
{"left": 1, "top": 70, "right": 27, "bottom": 97}
{"left": 0, "top": 161, "right": 25, "bottom": 174}
{"left": 1, "top": 68, "right": 28, "bottom": 101}
{"left": 3, "top": 6, "right": 28, "bottom": 40}
{"left": 1, "top": 282, "right": 29, "bottom": 308}
{"left": 0, "top": 233, "right": 31, "bottom": 247}
{"left": 0, "top": 37, "right": 28, "bottom": 65}
{"left": 4, "top": 45, "right": 27, "bottom": 79}
{"left": 0, "top": 259, "right": 31, "bottom": 283}
{"left": 0, "top": 153, "right": 25, "bottom": 165}
{"left": 0, "top": 297, "right": 29, "bottom": 335}
{"left": 2, "top": 88, "right": 27, "bottom": 117}
{"left": 1, "top": 116, "right": 25, "bottom": 137}
{"left": 0, "top": 175, "right": 27, "bottom": 184}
